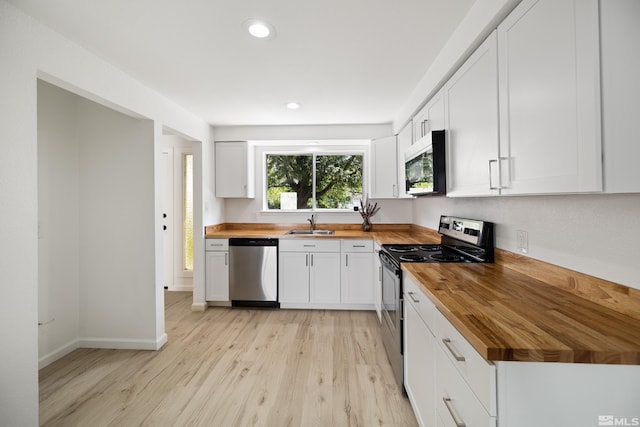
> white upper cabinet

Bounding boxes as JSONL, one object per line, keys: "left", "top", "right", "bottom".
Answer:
{"left": 414, "top": 88, "right": 446, "bottom": 142}
{"left": 396, "top": 121, "right": 413, "bottom": 198}
{"left": 444, "top": 31, "right": 500, "bottom": 197}
{"left": 601, "top": 0, "right": 640, "bottom": 193}
{"left": 370, "top": 135, "right": 398, "bottom": 198}
{"left": 497, "top": 0, "right": 602, "bottom": 194}
{"left": 215, "top": 141, "right": 255, "bottom": 198}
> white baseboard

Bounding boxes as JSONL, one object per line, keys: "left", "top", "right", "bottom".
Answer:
{"left": 39, "top": 339, "right": 80, "bottom": 369}
{"left": 191, "top": 302, "right": 207, "bottom": 312}
{"left": 169, "top": 285, "right": 193, "bottom": 292}
{"left": 79, "top": 334, "right": 168, "bottom": 351}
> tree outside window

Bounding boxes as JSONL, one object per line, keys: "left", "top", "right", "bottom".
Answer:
{"left": 266, "top": 153, "right": 363, "bottom": 210}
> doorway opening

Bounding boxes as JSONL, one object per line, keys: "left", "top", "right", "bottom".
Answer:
{"left": 161, "top": 135, "right": 194, "bottom": 291}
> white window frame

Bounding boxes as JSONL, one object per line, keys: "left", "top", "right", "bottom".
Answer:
{"left": 263, "top": 149, "right": 367, "bottom": 212}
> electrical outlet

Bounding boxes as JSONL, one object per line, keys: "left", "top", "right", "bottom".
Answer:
{"left": 516, "top": 230, "right": 528, "bottom": 254}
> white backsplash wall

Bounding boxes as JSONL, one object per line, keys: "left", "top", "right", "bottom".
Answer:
{"left": 225, "top": 197, "right": 413, "bottom": 225}
{"left": 412, "top": 193, "right": 640, "bottom": 290}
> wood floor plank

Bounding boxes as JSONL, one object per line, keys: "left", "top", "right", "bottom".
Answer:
{"left": 39, "top": 292, "right": 417, "bottom": 427}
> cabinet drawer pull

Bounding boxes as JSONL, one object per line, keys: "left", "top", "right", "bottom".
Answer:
{"left": 303, "top": 244, "right": 316, "bottom": 247}
{"left": 443, "top": 397, "right": 466, "bottom": 427}
{"left": 442, "top": 338, "right": 466, "bottom": 362}
{"left": 407, "top": 292, "right": 420, "bottom": 303}
{"left": 352, "top": 245, "right": 366, "bottom": 248}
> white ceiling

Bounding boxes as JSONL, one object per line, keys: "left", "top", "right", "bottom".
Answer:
{"left": 9, "top": 0, "right": 476, "bottom": 126}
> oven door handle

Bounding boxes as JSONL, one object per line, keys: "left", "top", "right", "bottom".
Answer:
{"left": 379, "top": 251, "right": 401, "bottom": 277}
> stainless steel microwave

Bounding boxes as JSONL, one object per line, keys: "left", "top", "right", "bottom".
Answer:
{"left": 404, "top": 129, "right": 446, "bottom": 196}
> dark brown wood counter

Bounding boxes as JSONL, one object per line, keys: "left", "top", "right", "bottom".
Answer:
{"left": 403, "top": 260, "right": 640, "bottom": 364}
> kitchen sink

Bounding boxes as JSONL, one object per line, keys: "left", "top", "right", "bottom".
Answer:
{"left": 286, "top": 229, "right": 335, "bottom": 235}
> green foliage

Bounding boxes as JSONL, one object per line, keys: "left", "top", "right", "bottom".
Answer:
{"left": 266, "top": 153, "right": 363, "bottom": 209}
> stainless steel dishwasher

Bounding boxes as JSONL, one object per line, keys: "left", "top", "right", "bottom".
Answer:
{"left": 228, "top": 238, "right": 279, "bottom": 307}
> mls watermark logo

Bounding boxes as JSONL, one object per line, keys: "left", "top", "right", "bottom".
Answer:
{"left": 599, "top": 415, "right": 640, "bottom": 426}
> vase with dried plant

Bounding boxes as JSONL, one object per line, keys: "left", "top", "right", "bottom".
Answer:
{"left": 358, "top": 197, "right": 380, "bottom": 231}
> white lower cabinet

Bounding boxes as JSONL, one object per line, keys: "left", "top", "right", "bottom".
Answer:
{"left": 341, "top": 240, "right": 374, "bottom": 306}
{"left": 309, "top": 252, "right": 342, "bottom": 304}
{"left": 279, "top": 239, "right": 341, "bottom": 307}
{"left": 404, "top": 275, "right": 436, "bottom": 427}
{"left": 404, "top": 272, "right": 640, "bottom": 427}
{"left": 279, "top": 239, "right": 374, "bottom": 309}
{"left": 205, "top": 239, "right": 229, "bottom": 302}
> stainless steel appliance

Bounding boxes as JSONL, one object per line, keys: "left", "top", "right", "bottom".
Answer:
{"left": 229, "top": 238, "right": 279, "bottom": 308}
{"left": 379, "top": 216, "right": 494, "bottom": 389}
{"left": 404, "top": 130, "right": 446, "bottom": 196}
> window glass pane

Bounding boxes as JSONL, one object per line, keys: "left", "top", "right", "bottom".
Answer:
{"left": 266, "top": 154, "right": 313, "bottom": 209}
{"left": 182, "top": 153, "right": 193, "bottom": 271}
{"left": 315, "top": 154, "right": 363, "bottom": 209}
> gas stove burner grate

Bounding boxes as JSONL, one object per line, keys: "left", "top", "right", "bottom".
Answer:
{"left": 429, "top": 253, "right": 465, "bottom": 262}
{"left": 399, "top": 254, "right": 429, "bottom": 262}
{"left": 419, "top": 245, "right": 442, "bottom": 252}
{"left": 388, "top": 246, "right": 419, "bottom": 253}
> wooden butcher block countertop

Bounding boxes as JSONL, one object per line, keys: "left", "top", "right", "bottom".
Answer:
{"left": 204, "top": 222, "right": 441, "bottom": 244}
{"left": 206, "top": 223, "right": 640, "bottom": 365}
{"left": 403, "top": 257, "right": 640, "bottom": 365}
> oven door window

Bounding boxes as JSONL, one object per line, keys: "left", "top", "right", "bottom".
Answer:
{"left": 381, "top": 265, "right": 399, "bottom": 330}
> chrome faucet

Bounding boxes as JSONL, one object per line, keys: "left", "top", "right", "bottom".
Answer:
{"left": 307, "top": 214, "right": 316, "bottom": 231}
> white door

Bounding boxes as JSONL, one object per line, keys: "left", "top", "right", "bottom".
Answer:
{"left": 161, "top": 136, "right": 194, "bottom": 291}
{"left": 161, "top": 149, "right": 174, "bottom": 289}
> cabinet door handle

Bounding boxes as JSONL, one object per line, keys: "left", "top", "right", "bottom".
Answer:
{"left": 442, "top": 338, "right": 466, "bottom": 362}
{"left": 311, "top": 254, "right": 314, "bottom": 267}
{"left": 379, "top": 265, "right": 382, "bottom": 281}
{"left": 443, "top": 397, "right": 466, "bottom": 427}
{"left": 488, "top": 159, "right": 499, "bottom": 190}
{"left": 392, "top": 183, "right": 397, "bottom": 197}
{"left": 224, "top": 253, "right": 228, "bottom": 266}
{"left": 345, "top": 254, "right": 348, "bottom": 267}
{"left": 407, "top": 292, "right": 419, "bottom": 303}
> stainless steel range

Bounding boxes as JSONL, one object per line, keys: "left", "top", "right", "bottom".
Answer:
{"left": 379, "top": 215, "right": 494, "bottom": 390}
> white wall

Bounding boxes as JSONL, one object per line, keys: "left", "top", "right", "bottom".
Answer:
{"left": 37, "top": 81, "right": 81, "bottom": 367}
{"left": 215, "top": 124, "right": 397, "bottom": 225}
{"left": 413, "top": 194, "right": 640, "bottom": 290}
{"left": 0, "top": 1, "right": 217, "bottom": 423}
{"left": 76, "top": 94, "right": 158, "bottom": 346}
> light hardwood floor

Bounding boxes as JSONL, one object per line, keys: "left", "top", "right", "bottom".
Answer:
{"left": 39, "top": 292, "right": 418, "bottom": 426}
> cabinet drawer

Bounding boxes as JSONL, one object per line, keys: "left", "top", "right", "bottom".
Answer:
{"left": 435, "top": 309, "right": 496, "bottom": 415}
{"left": 205, "top": 239, "right": 229, "bottom": 251}
{"left": 279, "top": 239, "right": 340, "bottom": 253}
{"left": 404, "top": 274, "right": 436, "bottom": 335}
{"left": 436, "top": 344, "right": 495, "bottom": 427}
{"left": 341, "top": 239, "right": 373, "bottom": 252}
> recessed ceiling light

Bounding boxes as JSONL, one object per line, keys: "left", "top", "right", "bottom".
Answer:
{"left": 286, "top": 102, "right": 301, "bottom": 110}
{"left": 243, "top": 19, "right": 276, "bottom": 40}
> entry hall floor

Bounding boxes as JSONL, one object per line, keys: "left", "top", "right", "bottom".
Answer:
{"left": 39, "top": 291, "right": 418, "bottom": 426}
